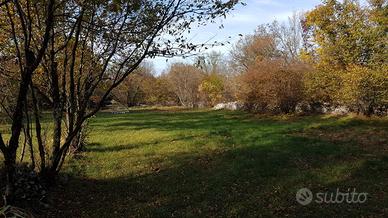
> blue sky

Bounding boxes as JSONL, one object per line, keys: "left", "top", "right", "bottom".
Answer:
{"left": 150, "top": 0, "right": 323, "bottom": 74}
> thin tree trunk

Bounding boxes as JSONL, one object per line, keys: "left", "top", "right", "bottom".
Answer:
{"left": 24, "top": 101, "right": 36, "bottom": 170}
{"left": 5, "top": 53, "right": 35, "bottom": 202}
{"left": 19, "top": 127, "right": 27, "bottom": 163}
{"left": 31, "top": 83, "right": 45, "bottom": 171}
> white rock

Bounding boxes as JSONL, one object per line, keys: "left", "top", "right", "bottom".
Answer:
{"left": 331, "top": 106, "right": 349, "bottom": 115}
{"left": 213, "top": 102, "right": 242, "bottom": 111}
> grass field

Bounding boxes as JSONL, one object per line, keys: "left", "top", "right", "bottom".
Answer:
{"left": 5, "top": 109, "right": 388, "bottom": 217}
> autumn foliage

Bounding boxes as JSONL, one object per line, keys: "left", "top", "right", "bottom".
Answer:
{"left": 238, "top": 60, "right": 307, "bottom": 113}
{"left": 111, "top": 1, "right": 387, "bottom": 115}
{"left": 302, "top": 0, "right": 387, "bottom": 115}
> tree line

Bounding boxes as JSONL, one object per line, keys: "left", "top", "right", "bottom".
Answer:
{"left": 112, "top": 0, "right": 387, "bottom": 115}
{"left": 112, "top": 52, "right": 233, "bottom": 108}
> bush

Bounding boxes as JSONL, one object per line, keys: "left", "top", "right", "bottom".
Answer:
{"left": 340, "top": 65, "right": 388, "bottom": 115}
{"left": 237, "top": 60, "right": 308, "bottom": 113}
{"left": 303, "top": 68, "right": 342, "bottom": 106}
{"left": 1, "top": 164, "right": 49, "bottom": 211}
{"left": 199, "top": 73, "right": 225, "bottom": 107}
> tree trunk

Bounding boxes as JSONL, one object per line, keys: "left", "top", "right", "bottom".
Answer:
{"left": 4, "top": 152, "right": 16, "bottom": 204}
{"left": 4, "top": 51, "right": 35, "bottom": 203}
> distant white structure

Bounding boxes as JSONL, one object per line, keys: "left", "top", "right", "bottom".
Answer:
{"left": 295, "top": 102, "right": 351, "bottom": 115}
{"left": 213, "top": 102, "right": 242, "bottom": 111}
{"left": 332, "top": 106, "right": 350, "bottom": 115}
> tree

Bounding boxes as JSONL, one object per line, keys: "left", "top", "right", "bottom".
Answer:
{"left": 304, "top": 0, "right": 374, "bottom": 68}
{"left": 340, "top": 65, "right": 388, "bottom": 115}
{"left": 303, "top": 0, "right": 387, "bottom": 114}
{"left": 270, "top": 12, "right": 304, "bottom": 62}
{"left": 147, "top": 75, "right": 178, "bottom": 106}
{"left": 230, "top": 17, "right": 309, "bottom": 113}
{"left": 230, "top": 15, "right": 304, "bottom": 74}
{"left": 230, "top": 26, "right": 278, "bottom": 74}
{"left": 113, "top": 63, "right": 155, "bottom": 107}
{"left": 0, "top": 0, "right": 55, "bottom": 203}
{"left": 166, "top": 63, "right": 204, "bottom": 108}
{"left": 0, "top": 0, "right": 242, "bottom": 202}
{"left": 366, "top": 0, "right": 387, "bottom": 66}
{"left": 195, "top": 52, "right": 228, "bottom": 106}
{"left": 196, "top": 51, "right": 225, "bottom": 74}
{"left": 199, "top": 73, "right": 225, "bottom": 106}
{"left": 237, "top": 59, "right": 307, "bottom": 113}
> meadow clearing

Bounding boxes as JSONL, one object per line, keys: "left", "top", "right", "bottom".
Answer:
{"left": 1, "top": 1, "right": 387, "bottom": 217}
{"left": 19, "top": 108, "right": 385, "bottom": 217}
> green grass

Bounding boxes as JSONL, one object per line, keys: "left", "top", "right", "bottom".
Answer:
{"left": 3, "top": 109, "right": 388, "bottom": 217}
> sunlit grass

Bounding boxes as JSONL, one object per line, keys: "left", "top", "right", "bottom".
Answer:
{"left": 2, "top": 109, "right": 388, "bottom": 217}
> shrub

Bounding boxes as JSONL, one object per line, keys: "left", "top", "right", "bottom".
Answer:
{"left": 237, "top": 60, "right": 308, "bottom": 113}
{"left": 340, "top": 65, "right": 388, "bottom": 115}
{"left": 303, "top": 68, "right": 342, "bottom": 107}
{"left": 199, "top": 73, "right": 225, "bottom": 107}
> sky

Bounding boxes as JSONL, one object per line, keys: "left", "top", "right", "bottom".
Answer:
{"left": 149, "top": 0, "right": 323, "bottom": 75}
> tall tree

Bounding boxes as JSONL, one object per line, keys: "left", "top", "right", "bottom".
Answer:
{"left": 303, "top": 0, "right": 387, "bottom": 114}
{"left": 0, "top": 0, "right": 242, "bottom": 202}
{"left": 113, "top": 63, "right": 155, "bottom": 107}
{"left": 167, "top": 63, "right": 204, "bottom": 108}
{"left": 0, "top": 0, "right": 55, "bottom": 203}
{"left": 304, "top": 0, "right": 374, "bottom": 68}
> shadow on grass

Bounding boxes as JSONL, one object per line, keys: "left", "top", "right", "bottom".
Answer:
{"left": 45, "top": 110, "right": 388, "bottom": 217}
{"left": 48, "top": 145, "right": 388, "bottom": 217}
{"left": 86, "top": 135, "right": 198, "bottom": 153}
{"left": 86, "top": 143, "right": 141, "bottom": 153}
